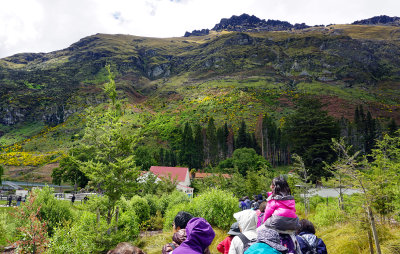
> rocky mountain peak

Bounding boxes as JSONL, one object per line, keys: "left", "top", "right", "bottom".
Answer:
{"left": 352, "top": 15, "right": 400, "bottom": 26}
{"left": 184, "top": 13, "right": 310, "bottom": 36}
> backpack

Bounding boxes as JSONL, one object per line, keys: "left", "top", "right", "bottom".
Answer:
{"left": 237, "top": 233, "right": 256, "bottom": 252}
{"left": 299, "top": 235, "right": 318, "bottom": 254}
{"left": 280, "top": 233, "right": 300, "bottom": 254}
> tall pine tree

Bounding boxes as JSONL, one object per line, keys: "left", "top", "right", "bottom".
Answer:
{"left": 193, "top": 124, "right": 204, "bottom": 169}
{"left": 284, "top": 96, "right": 340, "bottom": 181}
{"left": 206, "top": 117, "right": 218, "bottom": 166}
{"left": 181, "top": 122, "right": 195, "bottom": 168}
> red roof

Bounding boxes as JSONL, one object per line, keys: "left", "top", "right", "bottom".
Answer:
{"left": 149, "top": 166, "right": 189, "bottom": 182}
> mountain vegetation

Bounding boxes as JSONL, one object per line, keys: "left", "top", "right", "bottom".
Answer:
{"left": 1, "top": 14, "right": 400, "bottom": 252}
{"left": 1, "top": 14, "right": 400, "bottom": 182}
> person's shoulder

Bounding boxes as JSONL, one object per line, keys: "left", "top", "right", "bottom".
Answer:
{"left": 245, "top": 242, "right": 280, "bottom": 254}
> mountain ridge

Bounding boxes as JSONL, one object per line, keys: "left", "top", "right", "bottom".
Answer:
{"left": 184, "top": 13, "right": 400, "bottom": 37}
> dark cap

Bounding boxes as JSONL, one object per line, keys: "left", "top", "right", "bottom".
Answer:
{"left": 227, "top": 222, "right": 240, "bottom": 236}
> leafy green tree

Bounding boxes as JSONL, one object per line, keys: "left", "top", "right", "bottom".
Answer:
{"left": 134, "top": 146, "right": 157, "bottom": 170}
{"left": 327, "top": 137, "right": 400, "bottom": 254}
{"left": 232, "top": 147, "right": 269, "bottom": 176}
{"left": 52, "top": 148, "right": 91, "bottom": 191}
{"left": 78, "top": 65, "right": 139, "bottom": 226}
{"left": 138, "top": 172, "right": 177, "bottom": 196}
{"left": 291, "top": 153, "right": 313, "bottom": 215}
{"left": 283, "top": 96, "right": 340, "bottom": 181}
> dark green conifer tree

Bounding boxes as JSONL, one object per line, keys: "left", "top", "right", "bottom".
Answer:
{"left": 181, "top": 122, "right": 195, "bottom": 168}
{"left": 387, "top": 118, "right": 398, "bottom": 136}
{"left": 159, "top": 148, "right": 165, "bottom": 165}
{"left": 283, "top": 96, "right": 340, "bottom": 181}
{"left": 223, "top": 123, "right": 229, "bottom": 158}
{"left": 236, "top": 120, "right": 248, "bottom": 149}
{"left": 206, "top": 117, "right": 218, "bottom": 166}
{"left": 193, "top": 124, "right": 204, "bottom": 169}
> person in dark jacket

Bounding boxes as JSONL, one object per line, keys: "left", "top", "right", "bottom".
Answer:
{"left": 162, "top": 211, "right": 211, "bottom": 254}
{"left": 7, "top": 195, "right": 12, "bottom": 207}
{"left": 172, "top": 217, "right": 215, "bottom": 254}
{"left": 16, "top": 196, "right": 22, "bottom": 206}
{"left": 296, "top": 219, "right": 327, "bottom": 254}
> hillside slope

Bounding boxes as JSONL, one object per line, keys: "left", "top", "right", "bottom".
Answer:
{"left": 1, "top": 16, "right": 400, "bottom": 182}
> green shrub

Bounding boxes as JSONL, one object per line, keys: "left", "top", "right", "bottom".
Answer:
{"left": 310, "top": 202, "right": 346, "bottom": 227}
{"left": 28, "top": 186, "right": 72, "bottom": 236}
{"left": 158, "top": 190, "right": 190, "bottom": 215}
{"left": 190, "top": 189, "right": 238, "bottom": 229}
{"left": 129, "top": 196, "right": 150, "bottom": 223}
{"left": 48, "top": 208, "right": 140, "bottom": 254}
{"left": 148, "top": 211, "right": 164, "bottom": 230}
{"left": 144, "top": 194, "right": 161, "bottom": 216}
{"left": 165, "top": 190, "right": 190, "bottom": 211}
{"left": 85, "top": 195, "right": 110, "bottom": 216}
{"left": 163, "top": 203, "right": 190, "bottom": 230}
{"left": 0, "top": 211, "right": 17, "bottom": 246}
{"left": 48, "top": 212, "right": 98, "bottom": 254}
{"left": 163, "top": 189, "right": 239, "bottom": 230}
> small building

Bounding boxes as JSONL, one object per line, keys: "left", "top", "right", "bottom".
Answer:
{"left": 147, "top": 166, "right": 194, "bottom": 197}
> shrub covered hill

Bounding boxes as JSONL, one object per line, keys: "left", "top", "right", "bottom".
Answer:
{"left": 1, "top": 14, "right": 400, "bottom": 181}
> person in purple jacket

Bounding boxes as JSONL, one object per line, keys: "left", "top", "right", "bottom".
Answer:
{"left": 172, "top": 217, "right": 215, "bottom": 254}
{"left": 296, "top": 219, "right": 328, "bottom": 254}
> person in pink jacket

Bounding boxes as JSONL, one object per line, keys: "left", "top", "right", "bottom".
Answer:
{"left": 262, "top": 176, "right": 300, "bottom": 232}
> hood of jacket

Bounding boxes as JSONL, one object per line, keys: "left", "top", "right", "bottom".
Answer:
{"left": 267, "top": 194, "right": 295, "bottom": 201}
{"left": 233, "top": 209, "right": 257, "bottom": 233}
{"left": 299, "top": 232, "right": 317, "bottom": 246}
{"left": 173, "top": 217, "right": 215, "bottom": 254}
{"left": 172, "top": 229, "right": 187, "bottom": 244}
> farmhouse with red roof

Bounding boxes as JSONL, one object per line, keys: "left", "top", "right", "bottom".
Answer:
{"left": 146, "top": 166, "right": 193, "bottom": 197}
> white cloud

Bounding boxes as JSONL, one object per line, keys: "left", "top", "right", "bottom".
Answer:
{"left": 0, "top": 0, "right": 399, "bottom": 58}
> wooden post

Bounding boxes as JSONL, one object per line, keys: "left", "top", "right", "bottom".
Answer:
{"left": 367, "top": 229, "right": 374, "bottom": 254}
{"left": 368, "top": 206, "right": 381, "bottom": 254}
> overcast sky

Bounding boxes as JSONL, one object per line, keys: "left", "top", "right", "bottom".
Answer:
{"left": 0, "top": 0, "right": 399, "bottom": 58}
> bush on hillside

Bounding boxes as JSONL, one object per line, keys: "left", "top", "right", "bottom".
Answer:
{"left": 163, "top": 189, "right": 239, "bottom": 230}
{"left": 48, "top": 208, "right": 140, "bottom": 254}
{"left": 165, "top": 190, "right": 190, "bottom": 211}
{"left": 0, "top": 212, "right": 17, "bottom": 246}
{"left": 48, "top": 212, "right": 98, "bottom": 254}
{"left": 144, "top": 194, "right": 161, "bottom": 216}
{"left": 163, "top": 203, "right": 190, "bottom": 231}
{"left": 158, "top": 190, "right": 190, "bottom": 215}
{"left": 129, "top": 196, "right": 150, "bottom": 224}
{"left": 85, "top": 194, "right": 110, "bottom": 217}
{"left": 28, "top": 186, "right": 72, "bottom": 236}
{"left": 190, "top": 189, "right": 238, "bottom": 229}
